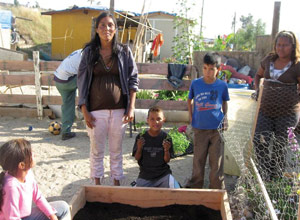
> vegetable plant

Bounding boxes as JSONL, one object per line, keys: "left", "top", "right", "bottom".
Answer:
{"left": 167, "top": 127, "right": 190, "bottom": 155}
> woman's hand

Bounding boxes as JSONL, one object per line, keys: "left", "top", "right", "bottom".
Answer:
{"left": 83, "top": 111, "right": 96, "bottom": 129}
{"left": 49, "top": 214, "right": 58, "bottom": 220}
{"left": 81, "top": 105, "right": 96, "bottom": 129}
{"left": 123, "top": 107, "right": 135, "bottom": 123}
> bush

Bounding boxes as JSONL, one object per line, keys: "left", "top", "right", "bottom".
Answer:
{"left": 136, "top": 90, "right": 154, "bottom": 100}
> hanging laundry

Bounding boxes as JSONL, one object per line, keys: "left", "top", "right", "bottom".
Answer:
{"left": 151, "top": 33, "right": 164, "bottom": 57}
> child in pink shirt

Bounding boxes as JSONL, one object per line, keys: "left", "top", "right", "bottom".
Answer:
{"left": 0, "top": 139, "right": 70, "bottom": 220}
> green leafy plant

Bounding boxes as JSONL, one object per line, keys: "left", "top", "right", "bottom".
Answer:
{"left": 172, "top": 0, "right": 198, "bottom": 64}
{"left": 231, "top": 14, "right": 266, "bottom": 51}
{"left": 167, "top": 127, "right": 190, "bottom": 155}
{"left": 265, "top": 178, "right": 298, "bottom": 220}
{"left": 136, "top": 90, "right": 154, "bottom": 100}
{"left": 155, "top": 90, "right": 189, "bottom": 101}
{"left": 162, "top": 57, "right": 178, "bottom": 64}
{"left": 135, "top": 121, "right": 147, "bottom": 136}
{"left": 211, "top": 33, "right": 234, "bottom": 51}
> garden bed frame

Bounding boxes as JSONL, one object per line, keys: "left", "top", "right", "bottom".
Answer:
{"left": 69, "top": 185, "right": 232, "bottom": 220}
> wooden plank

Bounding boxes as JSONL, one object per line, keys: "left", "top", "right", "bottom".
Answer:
{"left": 0, "top": 60, "right": 60, "bottom": 71}
{"left": 0, "top": 61, "right": 196, "bottom": 77}
{"left": 42, "top": 96, "right": 79, "bottom": 105}
{"left": 0, "top": 60, "right": 34, "bottom": 71}
{"left": 39, "top": 61, "right": 60, "bottom": 71}
{"left": 41, "top": 74, "right": 55, "bottom": 86}
{"left": 137, "top": 63, "right": 194, "bottom": 76}
{"left": 83, "top": 186, "right": 225, "bottom": 211}
{"left": 139, "top": 78, "right": 191, "bottom": 91}
{"left": 245, "top": 80, "right": 264, "bottom": 168}
{"left": 69, "top": 186, "right": 86, "bottom": 219}
{"left": 42, "top": 95, "right": 62, "bottom": 105}
{"left": 220, "top": 192, "right": 232, "bottom": 220}
{"left": 0, "top": 94, "right": 36, "bottom": 104}
{"left": 250, "top": 158, "right": 278, "bottom": 220}
{"left": 0, "top": 74, "right": 55, "bottom": 87}
{"left": 0, "top": 74, "right": 35, "bottom": 86}
{"left": 0, "top": 94, "right": 78, "bottom": 105}
{"left": 136, "top": 99, "right": 187, "bottom": 110}
{"left": 137, "top": 63, "right": 167, "bottom": 75}
{"left": 0, "top": 107, "right": 53, "bottom": 118}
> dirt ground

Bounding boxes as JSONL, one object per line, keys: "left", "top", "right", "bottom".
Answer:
{"left": 0, "top": 116, "right": 192, "bottom": 203}
{"left": 0, "top": 116, "right": 236, "bottom": 204}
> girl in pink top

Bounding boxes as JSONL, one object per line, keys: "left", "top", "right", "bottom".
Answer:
{"left": 0, "top": 139, "right": 70, "bottom": 220}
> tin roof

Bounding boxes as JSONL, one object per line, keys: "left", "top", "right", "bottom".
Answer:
{"left": 41, "top": 6, "right": 139, "bottom": 17}
{"left": 41, "top": 6, "right": 176, "bottom": 17}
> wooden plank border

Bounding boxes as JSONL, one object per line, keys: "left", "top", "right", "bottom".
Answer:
{"left": 0, "top": 60, "right": 195, "bottom": 76}
{"left": 0, "top": 107, "right": 53, "bottom": 118}
{"left": 69, "top": 186, "right": 232, "bottom": 220}
{"left": 136, "top": 99, "right": 188, "bottom": 110}
{"left": 0, "top": 58, "right": 195, "bottom": 119}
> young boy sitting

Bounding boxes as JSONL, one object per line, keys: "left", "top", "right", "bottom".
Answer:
{"left": 186, "top": 52, "right": 230, "bottom": 189}
{"left": 132, "top": 106, "right": 180, "bottom": 188}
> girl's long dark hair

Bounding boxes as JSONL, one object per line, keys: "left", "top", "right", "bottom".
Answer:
{"left": 0, "top": 139, "right": 32, "bottom": 211}
{"left": 83, "top": 11, "right": 120, "bottom": 68}
{"left": 270, "top": 30, "right": 300, "bottom": 64}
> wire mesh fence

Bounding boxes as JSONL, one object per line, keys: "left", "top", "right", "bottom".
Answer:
{"left": 222, "top": 83, "right": 300, "bottom": 220}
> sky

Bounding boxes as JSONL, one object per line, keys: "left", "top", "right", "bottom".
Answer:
{"left": 2, "top": 0, "right": 300, "bottom": 39}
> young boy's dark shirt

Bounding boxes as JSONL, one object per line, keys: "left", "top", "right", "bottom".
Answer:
{"left": 132, "top": 131, "right": 174, "bottom": 180}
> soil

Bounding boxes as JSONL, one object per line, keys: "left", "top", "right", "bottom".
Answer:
{"left": 73, "top": 202, "right": 222, "bottom": 220}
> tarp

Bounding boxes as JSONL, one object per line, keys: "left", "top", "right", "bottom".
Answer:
{"left": 0, "top": 10, "right": 12, "bottom": 29}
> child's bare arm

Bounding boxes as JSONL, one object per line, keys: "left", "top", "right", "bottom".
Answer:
{"left": 163, "top": 140, "right": 171, "bottom": 163}
{"left": 187, "top": 99, "right": 193, "bottom": 123}
{"left": 134, "top": 137, "right": 145, "bottom": 161}
{"left": 222, "top": 101, "right": 228, "bottom": 131}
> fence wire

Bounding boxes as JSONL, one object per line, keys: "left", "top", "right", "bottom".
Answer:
{"left": 221, "top": 83, "right": 299, "bottom": 220}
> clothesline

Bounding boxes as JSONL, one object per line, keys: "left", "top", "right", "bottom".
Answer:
{"left": 114, "top": 11, "right": 162, "bottom": 33}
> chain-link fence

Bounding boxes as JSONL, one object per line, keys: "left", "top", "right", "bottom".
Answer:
{"left": 222, "top": 83, "right": 299, "bottom": 220}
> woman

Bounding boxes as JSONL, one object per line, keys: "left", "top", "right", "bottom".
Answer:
{"left": 254, "top": 30, "right": 300, "bottom": 180}
{"left": 77, "top": 12, "right": 139, "bottom": 186}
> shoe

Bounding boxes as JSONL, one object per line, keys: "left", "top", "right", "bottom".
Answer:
{"left": 62, "top": 132, "right": 76, "bottom": 140}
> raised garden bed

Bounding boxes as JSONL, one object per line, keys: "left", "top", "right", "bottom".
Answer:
{"left": 69, "top": 186, "right": 232, "bottom": 220}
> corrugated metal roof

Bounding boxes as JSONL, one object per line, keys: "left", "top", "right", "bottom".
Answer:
{"left": 41, "top": 6, "right": 176, "bottom": 18}
{"left": 41, "top": 6, "right": 139, "bottom": 16}
{"left": 146, "top": 11, "right": 177, "bottom": 17}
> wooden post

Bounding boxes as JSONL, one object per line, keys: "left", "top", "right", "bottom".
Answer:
{"left": 121, "top": 11, "right": 128, "bottom": 43}
{"left": 91, "top": 18, "right": 96, "bottom": 40}
{"left": 142, "top": 24, "right": 147, "bottom": 63}
{"left": 251, "top": 80, "right": 264, "bottom": 140}
{"left": 109, "top": 0, "right": 114, "bottom": 14}
{"left": 245, "top": 79, "right": 264, "bottom": 168}
{"left": 33, "top": 51, "right": 43, "bottom": 119}
{"left": 271, "top": 2, "right": 281, "bottom": 42}
{"left": 128, "top": 25, "right": 132, "bottom": 43}
{"left": 133, "top": 0, "right": 147, "bottom": 61}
